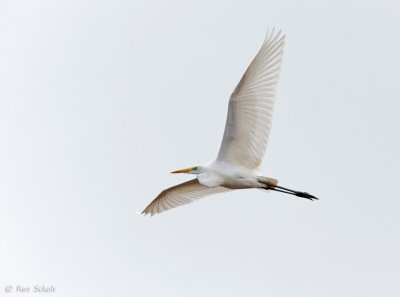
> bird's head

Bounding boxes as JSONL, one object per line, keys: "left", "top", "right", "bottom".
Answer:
{"left": 171, "top": 166, "right": 200, "bottom": 174}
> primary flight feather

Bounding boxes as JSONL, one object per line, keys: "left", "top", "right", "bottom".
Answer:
{"left": 142, "top": 29, "right": 318, "bottom": 216}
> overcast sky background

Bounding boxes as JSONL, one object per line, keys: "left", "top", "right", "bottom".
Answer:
{"left": 1, "top": 0, "right": 400, "bottom": 296}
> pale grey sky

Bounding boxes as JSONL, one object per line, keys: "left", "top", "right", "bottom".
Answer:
{"left": 1, "top": 0, "right": 400, "bottom": 296}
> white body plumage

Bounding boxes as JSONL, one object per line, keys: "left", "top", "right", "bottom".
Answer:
{"left": 196, "top": 162, "right": 261, "bottom": 189}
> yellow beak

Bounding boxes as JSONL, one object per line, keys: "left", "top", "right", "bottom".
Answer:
{"left": 171, "top": 168, "right": 192, "bottom": 174}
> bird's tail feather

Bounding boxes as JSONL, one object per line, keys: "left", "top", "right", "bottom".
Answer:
{"left": 258, "top": 176, "right": 278, "bottom": 187}
{"left": 257, "top": 176, "right": 278, "bottom": 193}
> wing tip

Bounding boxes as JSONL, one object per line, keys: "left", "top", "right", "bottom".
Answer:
{"left": 264, "top": 27, "right": 286, "bottom": 44}
{"left": 140, "top": 207, "right": 153, "bottom": 216}
{"left": 141, "top": 204, "right": 164, "bottom": 216}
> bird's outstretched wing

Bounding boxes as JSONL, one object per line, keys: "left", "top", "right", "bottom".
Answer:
{"left": 142, "top": 179, "right": 231, "bottom": 216}
{"left": 217, "top": 29, "right": 285, "bottom": 170}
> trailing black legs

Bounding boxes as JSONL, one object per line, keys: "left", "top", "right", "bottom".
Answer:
{"left": 259, "top": 179, "right": 318, "bottom": 201}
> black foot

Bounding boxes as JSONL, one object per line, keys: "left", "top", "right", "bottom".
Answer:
{"left": 295, "top": 192, "right": 318, "bottom": 200}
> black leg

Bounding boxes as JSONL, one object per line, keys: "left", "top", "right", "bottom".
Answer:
{"left": 260, "top": 180, "right": 318, "bottom": 201}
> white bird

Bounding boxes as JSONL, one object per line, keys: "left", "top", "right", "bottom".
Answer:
{"left": 142, "top": 29, "right": 318, "bottom": 216}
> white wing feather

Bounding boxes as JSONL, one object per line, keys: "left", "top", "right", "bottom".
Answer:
{"left": 142, "top": 179, "right": 230, "bottom": 216}
{"left": 217, "top": 29, "right": 285, "bottom": 170}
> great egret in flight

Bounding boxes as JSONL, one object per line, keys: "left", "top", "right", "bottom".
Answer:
{"left": 142, "top": 29, "right": 318, "bottom": 216}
